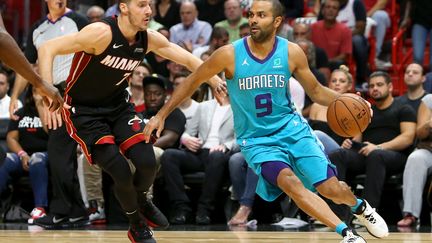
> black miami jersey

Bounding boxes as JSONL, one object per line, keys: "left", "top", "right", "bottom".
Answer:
{"left": 64, "top": 16, "right": 148, "bottom": 107}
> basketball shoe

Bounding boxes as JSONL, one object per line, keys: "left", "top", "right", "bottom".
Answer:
{"left": 354, "top": 200, "right": 389, "bottom": 238}
{"left": 340, "top": 230, "right": 366, "bottom": 243}
{"left": 28, "top": 207, "right": 46, "bottom": 225}
{"left": 128, "top": 221, "right": 156, "bottom": 243}
{"left": 138, "top": 192, "right": 169, "bottom": 229}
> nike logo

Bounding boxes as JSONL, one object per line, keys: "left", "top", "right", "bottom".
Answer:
{"left": 69, "top": 216, "right": 85, "bottom": 223}
{"left": 113, "top": 43, "right": 123, "bottom": 49}
{"left": 53, "top": 216, "right": 65, "bottom": 224}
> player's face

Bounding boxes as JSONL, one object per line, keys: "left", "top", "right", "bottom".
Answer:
{"left": 404, "top": 63, "right": 424, "bottom": 88}
{"left": 368, "top": 76, "right": 391, "bottom": 101}
{"left": 144, "top": 84, "right": 166, "bottom": 112}
{"left": 329, "top": 71, "right": 351, "bottom": 94}
{"left": 248, "top": 1, "right": 279, "bottom": 43}
{"left": 125, "top": 0, "right": 152, "bottom": 31}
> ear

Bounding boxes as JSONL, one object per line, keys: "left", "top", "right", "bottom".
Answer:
{"left": 119, "top": 2, "right": 128, "bottom": 14}
{"left": 274, "top": 16, "right": 283, "bottom": 29}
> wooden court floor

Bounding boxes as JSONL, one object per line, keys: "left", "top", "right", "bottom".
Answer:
{"left": 0, "top": 230, "right": 431, "bottom": 243}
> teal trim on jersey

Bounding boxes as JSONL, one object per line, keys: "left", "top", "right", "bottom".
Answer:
{"left": 226, "top": 36, "right": 294, "bottom": 139}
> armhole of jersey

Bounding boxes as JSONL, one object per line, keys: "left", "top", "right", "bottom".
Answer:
{"left": 142, "top": 30, "right": 148, "bottom": 54}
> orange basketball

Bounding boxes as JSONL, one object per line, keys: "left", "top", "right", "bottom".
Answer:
{"left": 326, "top": 93, "right": 371, "bottom": 137}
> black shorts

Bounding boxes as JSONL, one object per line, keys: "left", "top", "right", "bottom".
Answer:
{"left": 63, "top": 101, "right": 145, "bottom": 163}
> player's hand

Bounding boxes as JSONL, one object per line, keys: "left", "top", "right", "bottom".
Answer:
{"left": 209, "top": 79, "right": 227, "bottom": 105}
{"left": 43, "top": 106, "right": 63, "bottom": 130}
{"left": 8, "top": 97, "right": 20, "bottom": 120}
{"left": 34, "top": 81, "right": 70, "bottom": 112}
{"left": 182, "top": 137, "right": 202, "bottom": 152}
{"left": 355, "top": 91, "right": 373, "bottom": 121}
{"left": 358, "top": 141, "right": 377, "bottom": 156}
{"left": 143, "top": 115, "right": 165, "bottom": 143}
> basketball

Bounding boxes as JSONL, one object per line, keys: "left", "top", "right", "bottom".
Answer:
{"left": 326, "top": 93, "right": 371, "bottom": 137}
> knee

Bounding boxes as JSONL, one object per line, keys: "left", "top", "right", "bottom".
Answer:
{"left": 277, "top": 170, "right": 305, "bottom": 198}
{"left": 28, "top": 152, "right": 48, "bottom": 167}
{"left": 318, "top": 180, "right": 350, "bottom": 203}
{"left": 160, "top": 149, "right": 181, "bottom": 168}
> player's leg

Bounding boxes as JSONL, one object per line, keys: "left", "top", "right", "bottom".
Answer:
{"left": 261, "top": 162, "right": 365, "bottom": 243}
{"left": 125, "top": 142, "right": 169, "bottom": 228}
{"left": 93, "top": 144, "right": 156, "bottom": 243}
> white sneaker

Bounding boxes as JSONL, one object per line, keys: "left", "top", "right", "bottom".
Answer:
{"left": 89, "top": 207, "right": 106, "bottom": 224}
{"left": 375, "top": 58, "right": 392, "bottom": 69}
{"left": 354, "top": 200, "right": 389, "bottom": 238}
{"left": 340, "top": 230, "right": 366, "bottom": 243}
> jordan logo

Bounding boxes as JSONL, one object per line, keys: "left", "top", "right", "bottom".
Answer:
{"left": 242, "top": 58, "right": 249, "bottom": 66}
{"left": 113, "top": 43, "right": 123, "bottom": 49}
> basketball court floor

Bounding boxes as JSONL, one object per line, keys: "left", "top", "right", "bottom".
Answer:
{"left": 0, "top": 224, "right": 431, "bottom": 242}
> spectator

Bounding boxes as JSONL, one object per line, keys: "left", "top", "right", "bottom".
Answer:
{"left": 239, "top": 22, "right": 250, "bottom": 38}
{"left": 172, "top": 71, "right": 200, "bottom": 125}
{"left": 0, "top": 70, "right": 21, "bottom": 119}
{"left": 398, "top": 94, "right": 432, "bottom": 227}
{"left": 170, "top": 1, "right": 212, "bottom": 52}
{"left": 309, "top": 65, "right": 353, "bottom": 148}
{"left": 396, "top": 63, "right": 428, "bottom": 112}
{"left": 160, "top": 97, "right": 235, "bottom": 225}
{"left": 311, "top": 0, "right": 352, "bottom": 72}
{"left": 105, "top": 3, "right": 119, "bottom": 17}
{"left": 337, "top": 0, "right": 368, "bottom": 86}
{"left": 227, "top": 151, "right": 258, "bottom": 226}
{"left": 215, "top": 0, "right": 249, "bottom": 43}
{"left": 0, "top": 86, "right": 48, "bottom": 224}
{"left": 192, "top": 27, "right": 229, "bottom": 59}
{"left": 363, "top": 0, "right": 392, "bottom": 68}
{"left": 281, "top": 0, "right": 304, "bottom": 20}
{"left": 9, "top": 0, "right": 89, "bottom": 228}
{"left": 195, "top": 0, "right": 225, "bottom": 26}
{"left": 293, "top": 22, "right": 330, "bottom": 82}
{"left": 153, "top": 0, "right": 180, "bottom": 29}
{"left": 129, "top": 62, "right": 152, "bottom": 113}
{"left": 145, "top": 27, "right": 171, "bottom": 78}
{"left": 329, "top": 71, "right": 417, "bottom": 211}
{"left": 400, "top": 0, "right": 432, "bottom": 72}
{"left": 86, "top": 5, "right": 105, "bottom": 23}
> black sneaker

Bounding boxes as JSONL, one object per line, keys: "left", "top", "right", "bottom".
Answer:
{"left": 195, "top": 208, "right": 211, "bottom": 225}
{"left": 33, "top": 214, "right": 68, "bottom": 229}
{"left": 67, "top": 215, "right": 90, "bottom": 228}
{"left": 127, "top": 222, "right": 156, "bottom": 243}
{"left": 169, "top": 208, "right": 192, "bottom": 225}
{"left": 139, "top": 194, "right": 169, "bottom": 229}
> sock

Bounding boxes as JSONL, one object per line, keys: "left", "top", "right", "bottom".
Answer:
{"left": 126, "top": 209, "right": 141, "bottom": 224}
{"left": 336, "top": 222, "right": 349, "bottom": 236}
{"left": 351, "top": 198, "right": 365, "bottom": 214}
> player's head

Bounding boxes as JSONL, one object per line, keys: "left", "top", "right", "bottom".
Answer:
{"left": 329, "top": 65, "right": 353, "bottom": 94}
{"left": 118, "top": 0, "right": 152, "bottom": 31}
{"left": 143, "top": 74, "right": 167, "bottom": 113}
{"left": 368, "top": 71, "right": 392, "bottom": 101}
{"left": 248, "top": 0, "right": 285, "bottom": 43}
{"left": 404, "top": 63, "right": 425, "bottom": 89}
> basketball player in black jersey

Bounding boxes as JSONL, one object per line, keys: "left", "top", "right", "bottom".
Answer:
{"left": 37, "top": 0, "right": 225, "bottom": 242}
{"left": 0, "top": 13, "right": 63, "bottom": 164}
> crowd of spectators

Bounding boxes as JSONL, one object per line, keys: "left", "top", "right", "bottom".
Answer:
{"left": 0, "top": 0, "right": 431, "bottom": 231}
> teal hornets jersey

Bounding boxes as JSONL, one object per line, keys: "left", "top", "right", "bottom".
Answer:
{"left": 226, "top": 37, "right": 295, "bottom": 139}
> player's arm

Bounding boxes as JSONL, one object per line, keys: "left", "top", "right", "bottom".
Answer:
{"left": 289, "top": 42, "right": 339, "bottom": 106}
{"left": 143, "top": 45, "right": 233, "bottom": 142}
{"left": 38, "top": 22, "right": 110, "bottom": 84}
{"left": 147, "top": 30, "right": 227, "bottom": 101}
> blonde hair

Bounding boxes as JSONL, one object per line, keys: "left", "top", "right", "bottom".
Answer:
{"left": 333, "top": 65, "right": 353, "bottom": 84}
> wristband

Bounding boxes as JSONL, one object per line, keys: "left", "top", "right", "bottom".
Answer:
{"left": 17, "top": 150, "right": 27, "bottom": 157}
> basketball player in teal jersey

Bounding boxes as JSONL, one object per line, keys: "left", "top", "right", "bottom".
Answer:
{"left": 144, "top": 0, "right": 389, "bottom": 242}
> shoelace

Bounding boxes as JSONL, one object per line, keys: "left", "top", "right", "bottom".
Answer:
{"left": 345, "top": 231, "right": 359, "bottom": 243}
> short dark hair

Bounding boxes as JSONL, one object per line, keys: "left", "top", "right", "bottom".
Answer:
{"left": 369, "top": 71, "right": 391, "bottom": 84}
{"left": 210, "top": 26, "right": 229, "bottom": 40}
{"left": 143, "top": 74, "right": 168, "bottom": 90}
{"left": 173, "top": 71, "right": 191, "bottom": 80}
{"left": 255, "top": 0, "right": 285, "bottom": 18}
